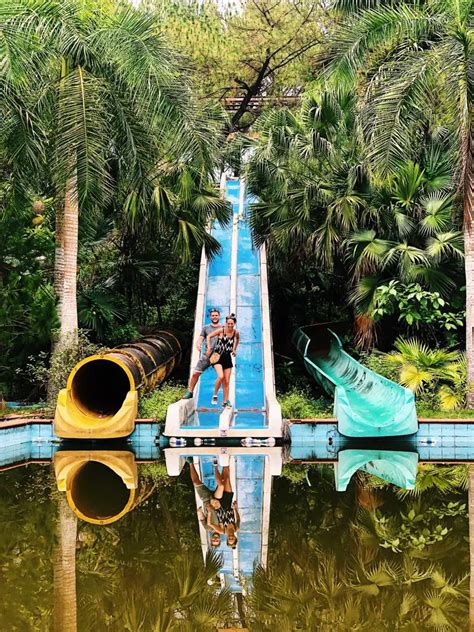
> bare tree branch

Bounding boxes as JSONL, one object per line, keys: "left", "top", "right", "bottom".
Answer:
{"left": 270, "top": 38, "right": 322, "bottom": 73}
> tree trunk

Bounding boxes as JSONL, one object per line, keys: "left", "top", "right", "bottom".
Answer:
{"left": 47, "top": 202, "right": 67, "bottom": 403}
{"left": 54, "top": 202, "right": 65, "bottom": 325}
{"left": 57, "top": 173, "right": 79, "bottom": 347}
{"left": 464, "top": 113, "right": 474, "bottom": 407}
{"left": 53, "top": 494, "right": 78, "bottom": 632}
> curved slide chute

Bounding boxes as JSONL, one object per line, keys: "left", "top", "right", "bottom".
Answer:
{"left": 293, "top": 324, "right": 418, "bottom": 437}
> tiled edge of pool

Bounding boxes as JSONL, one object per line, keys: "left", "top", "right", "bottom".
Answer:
{"left": 0, "top": 420, "right": 161, "bottom": 468}
{"left": 290, "top": 421, "right": 474, "bottom": 462}
{"left": 3, "top": 418, "right": 474, "bottom": 468}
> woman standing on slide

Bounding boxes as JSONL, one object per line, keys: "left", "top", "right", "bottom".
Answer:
{"left": 206, "top": 314, "right": 239, "bottom": 408}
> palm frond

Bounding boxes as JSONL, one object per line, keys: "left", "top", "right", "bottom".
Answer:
{"left": 419, "top": 193, "right": 454, "bottom": 236}
{"left": 363, "top": 58, "right": 434, "bottom": 175}
{"left": 426, "top": 232, "right": 464, "bottom": 261}
{"left": 54, "top": 65, "right": 113, "bottom": 209}
{"left": 323, "top": 5, "right": 433, "bottom": 82}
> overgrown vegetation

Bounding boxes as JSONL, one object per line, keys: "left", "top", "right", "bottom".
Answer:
{"left": 1, "top": 0, "right": 472, "bottom": 412}
{"left": 139, "top": 383, "right": 187, "bottom": 421}
{"left": 278, "top": 387, "right": 332, "bottom": 419}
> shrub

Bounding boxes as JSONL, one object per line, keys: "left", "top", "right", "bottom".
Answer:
{"left": 139, "top": 462, "right": 171, "bottom": 484}
{"left": 139, "top": 383, "right": 186, "bottom": 420}
{"left": 104, "top": 324, "right": 141, "bottom": 346}
{"left": 360, "top": 352, "right": 399, "bottom": 382}
{"left": 16, "top": 330, "right": 105, "bottom": 409}
{"left": 280, "top": 463, "right": 312, "bottom": 486}
{"left": 278, "top": 387, "right": 332, "bottom": 419}
{"left": 372, "top": 281, "right": 464, "bottom": 335}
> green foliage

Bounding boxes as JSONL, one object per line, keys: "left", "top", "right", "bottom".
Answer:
{"left": 252, "top": 456, "right": 469, "bottom": 632}
{"left": 372, "top": 281, "right": 464, "bottom": 338}
{"left": 250, "top": 461, "right": 468, "bottom": 631}
{"left": 415, "top": 408, "right": 474, "bottom": 419}
{"left": 359, "top": 351, "right": 399, "bottom": 383}
{"left": 1, "top": 0, "right": 470, "bottom": 410}
{"left": 0, "top": 466, "right": 55, "bottom": 630}
{"left": 2, "top": 0, "right": 231, "bottom": 392}
{"left": 103, "top": 324, "right": 140, "bottom": 347}
{"left": 155, "top": 0, "right": 327, "bottom": 125}
{"left": 280, "top": 463, "right": 313, "bottom": 486}
{"left": 46, "top": 330, "right": 105, "bottom": 408}
{"left": 379, "top": 338, "right": 467, "bottom": 411}
{"left": 247, "top": 84, "right": 362, "bottom": 268}
{"left": 323, "top": 0, "right": 472, "bottom": 179}
{"left": 78, "top": 290, "right": 125, "bottom": 342}
{"left": 278, "top": 387, "right": 332, "bottom": 419}
{"left": 0, "top": 201, "right": 57, "bottom": 397}
{"left": 246, "top": 84, "right": 464, "bottom": 350}
{"left": 366, "top": 464, "right": 469, "bottom": 498}
{"left": 139, "top": 383, "right": 186, "bottom": 420}
{"left": 375, "top": 502, "right": 461, "bottom": 553}
{"left": 0, "top": 459, "right": 469, "bottom": 631}
{"left": 139, "top": 462, "right": 171, "bottom": 485}
{"left": 319, "top": 0, "right": 472, "bottom": 356}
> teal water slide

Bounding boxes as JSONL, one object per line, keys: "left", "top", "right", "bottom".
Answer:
{"left": 293, "top": 324, "right": 418, "bottom": 437}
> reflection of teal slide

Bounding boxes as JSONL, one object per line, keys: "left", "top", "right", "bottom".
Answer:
{"left": 335, "top": 449, "right": 418, "bottom": 491}
{"left": 293, "top": 324, "right": 418, "bottom": 438}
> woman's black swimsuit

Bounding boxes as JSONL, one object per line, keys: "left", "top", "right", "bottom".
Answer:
{"left": 215, "top": 332, "right": 235, "bottom": 370}
{"left": 216, "top": 491, "right": 236, "bottom": 528}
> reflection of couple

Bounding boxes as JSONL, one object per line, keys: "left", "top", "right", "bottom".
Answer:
{"left": 189, "top": 459, "right": 240, "bottom": 549}
{"left": 182, "top": 308, "right": 240, "bottom": 408}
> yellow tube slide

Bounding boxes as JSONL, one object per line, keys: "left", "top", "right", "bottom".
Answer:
{"left": 54, "top": 331, "right": 182, "bottom": 438}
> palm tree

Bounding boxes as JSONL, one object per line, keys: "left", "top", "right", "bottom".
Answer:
{"left": 246, "top": 85, "right": 366, "bottom": 269}
{"left": 376, "top": 338, "right": 467, "bottom": 410}
{"left": 2, "top": 0, "right": 228, "bottom": 349}
{"left": 347, "top": 153, "right": 465, "bottom": 346}
{"left": 249, "top": 549, "right": 468, "bottom": 630}
{"left": 324, "top": 0, "right": 473, "bottom": 401}
{"left": 246, "top": 85, "right": 463, "bottom": 346}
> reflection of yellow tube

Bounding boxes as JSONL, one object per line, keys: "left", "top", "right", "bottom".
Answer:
{"left": 54, "top": 331, "right": 183, "bottom": 438}
{"left": 54, "top": 451, "right": 138, "bottom": 525}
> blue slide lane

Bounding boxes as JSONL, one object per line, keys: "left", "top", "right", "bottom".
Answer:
{"left": 194, "top": 178, "right": 267, "bottom": 430}
{"left": 194, "top": 179, "right": 238, "bottom": 426}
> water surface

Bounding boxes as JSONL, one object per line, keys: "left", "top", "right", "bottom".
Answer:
{"left": 0, "top": 459, "right": 468, "bottom": 631}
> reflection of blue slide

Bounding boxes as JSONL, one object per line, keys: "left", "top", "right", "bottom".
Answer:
{"left": 165, "top": 178, "right": 281, "bottom": 437}
{"left": 293, "top": 324, "right": 418, "bottom": 438}
{"left": 335, "top": 449, "right": 418, "bottom": 491}
{"left": 164, "top": 447, "right": 282, "bottom": 595}
{"left": 198, "top": 454, "right": 268, "bottom": 592}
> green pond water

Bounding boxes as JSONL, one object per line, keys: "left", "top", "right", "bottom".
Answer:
{"left": 0, "top": 462, "right": 469, "bottom": 631}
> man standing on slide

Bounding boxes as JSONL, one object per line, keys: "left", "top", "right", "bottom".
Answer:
{"left": 182, "top": 308, "right": 222, "bottom": 400}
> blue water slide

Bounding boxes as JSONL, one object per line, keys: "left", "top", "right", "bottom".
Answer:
{"left": 164, "top": 177, "right": 281, "bottom": 437}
